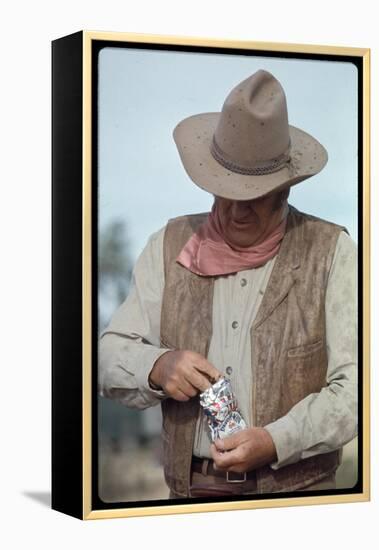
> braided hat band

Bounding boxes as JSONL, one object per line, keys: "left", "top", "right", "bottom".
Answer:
{"left": 210, "top": 136, "right": 292, "bottom": 176}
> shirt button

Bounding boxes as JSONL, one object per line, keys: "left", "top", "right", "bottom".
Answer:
{"left": 240, "top": 278, "right": 247, "bottom": 287}
{"left": 226, "top": 366, "right": 233, "bottom": 376}
{"left": 231, "top": 321, "right": 239, "bottom": 329}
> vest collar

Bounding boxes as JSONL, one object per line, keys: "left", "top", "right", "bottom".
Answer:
{"left": 253, "top": 205, "right": 301, "bottom": 329}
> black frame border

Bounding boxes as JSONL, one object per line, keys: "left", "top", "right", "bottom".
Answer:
{"left": 91, "top": 40, "right": 364, "bottom": 511}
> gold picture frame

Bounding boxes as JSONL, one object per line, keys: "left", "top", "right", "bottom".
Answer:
{"left": 52, "top": 30, "right": 370, "bottom": 520}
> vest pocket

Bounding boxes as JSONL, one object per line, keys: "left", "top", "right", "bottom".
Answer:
{"left": 287, "top": 339, "right": 323, "bottom": 358}
{"left": 283, "top": 339, "right": 327, "bottom": 409}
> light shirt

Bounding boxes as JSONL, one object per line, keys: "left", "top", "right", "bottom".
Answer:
{"left": 99, "top": 225, "right": 357, "bottom": 469}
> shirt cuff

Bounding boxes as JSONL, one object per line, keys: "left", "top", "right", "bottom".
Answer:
{"left": 132, "top": 346, "right": 171, "bottom": 401}
{"left": 264, "top": 414, "right": 303, "bottom": 470}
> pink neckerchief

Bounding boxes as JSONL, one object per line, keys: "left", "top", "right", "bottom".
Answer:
{"left": 176, "top": 203, "right": 288, "bottom": 276}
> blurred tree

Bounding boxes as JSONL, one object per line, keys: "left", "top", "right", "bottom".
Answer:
{"left": 99, "top": 220, "right": 133, "bottom": 331}
{"left": 98, "top": 219, "right": 141, "bottom": 442}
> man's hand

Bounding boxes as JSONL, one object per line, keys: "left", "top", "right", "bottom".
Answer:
{"left": 149, "top": 350, "right": 222, "bottom": 402}
{"left": 210, "top": 427, "right": 277, "bottom": 473}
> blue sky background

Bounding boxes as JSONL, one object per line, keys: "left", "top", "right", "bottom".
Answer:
{"left": 98, "top": 47, "right": 358, "bottom": 262}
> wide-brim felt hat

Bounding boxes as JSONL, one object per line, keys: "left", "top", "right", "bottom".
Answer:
{"left": 173, "top": 70, "right": 328, "bottom": 201}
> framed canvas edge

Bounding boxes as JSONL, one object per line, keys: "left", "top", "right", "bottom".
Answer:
{"left": 77, "top": 31, "right": 370, "bottom": 520}
{"left": 52, "top": 30, "right": 85, "bottom": 520}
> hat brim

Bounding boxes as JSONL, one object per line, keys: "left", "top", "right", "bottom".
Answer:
{"left": 173, "top": 113, "right": 328, "bottom": 201}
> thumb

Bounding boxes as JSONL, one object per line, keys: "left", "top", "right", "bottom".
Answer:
{"left": 214, "top": 433, "right": 239, "bottom": 452}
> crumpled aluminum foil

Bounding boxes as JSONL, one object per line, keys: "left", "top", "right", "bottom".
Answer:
{"left": 199, "top": 377, "right": 246, "bottom": 441}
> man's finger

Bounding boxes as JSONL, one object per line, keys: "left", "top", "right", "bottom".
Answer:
{"left": 214, "top": 433, "right": 241, "bottom": 452}
{"left": 172, "top": 389, "right": 191, "bottom": 402}
{"left": 177, "top": 378, "right": 198, "bottom": 398}
{"left": 194, "top": 358, "right": 222, "bottom": 383}
{"left": 211, "top": 445, "right": 242, "bottom": 470}
{"left": 185, "top": 369, "right": 212, "bottom": 392}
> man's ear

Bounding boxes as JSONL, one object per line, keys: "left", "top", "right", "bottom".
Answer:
{"left": 273, "top": 187, "right": 290, "bottom": 211}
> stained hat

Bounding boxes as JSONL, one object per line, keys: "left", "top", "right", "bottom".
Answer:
{"left": 173, "top": 70, "right": 328, "bottom": 201}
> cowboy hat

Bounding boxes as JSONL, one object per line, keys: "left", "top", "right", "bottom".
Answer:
{"left": 173, "top": 70, "right": 328, "bottom": 201}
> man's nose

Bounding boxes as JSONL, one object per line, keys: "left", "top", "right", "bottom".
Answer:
{"left": 231, "top": 201, "right": 253, "bottom": 219}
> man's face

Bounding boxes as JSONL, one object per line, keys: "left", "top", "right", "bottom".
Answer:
{"left": 215, "top": 191, "right": 287, "bottom": 249}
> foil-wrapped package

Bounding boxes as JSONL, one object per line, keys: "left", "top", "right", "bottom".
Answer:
{"left": 199, "top": 377, "right": 247, "bottom": 441}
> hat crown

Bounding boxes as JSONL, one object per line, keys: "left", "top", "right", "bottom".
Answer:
{"left": 213, "top": 70, "right": 291, "bottom": 171}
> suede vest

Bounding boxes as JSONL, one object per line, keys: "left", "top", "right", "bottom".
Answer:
{"left": 160, "top": 205, "right": 344, "bottom": 496}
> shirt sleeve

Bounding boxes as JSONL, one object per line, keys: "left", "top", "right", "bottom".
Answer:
{"left": 98, "top": 225, "right": 172, "bottom": 409}
{"left": 264, "top": 231, "right": 358, "bottom": 469}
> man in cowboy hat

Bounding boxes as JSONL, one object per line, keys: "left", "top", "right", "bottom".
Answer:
{"left": 99, "top": 70, "right": 357, "bottom": 498}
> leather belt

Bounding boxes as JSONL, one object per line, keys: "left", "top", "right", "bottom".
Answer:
{"left": 191, "top": 456, "right": 256, "bottom": 483}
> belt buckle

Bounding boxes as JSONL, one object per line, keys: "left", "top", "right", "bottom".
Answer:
{"left": 226, "top": 471, "right": 247, "bottom": 483}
